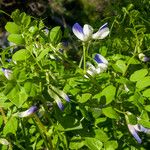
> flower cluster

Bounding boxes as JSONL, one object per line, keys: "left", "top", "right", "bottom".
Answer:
{"left": 72, "top": 22, "right": 109, "bottom": 41}
{"left": 85, "top": 54, "right": 108, "bottom": 77}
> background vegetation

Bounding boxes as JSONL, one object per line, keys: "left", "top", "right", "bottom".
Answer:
{"left": 1, "top": 0, "right": 150, "bottom": 149}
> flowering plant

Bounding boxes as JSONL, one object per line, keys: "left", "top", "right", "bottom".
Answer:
{"left": 0, "top": 5, "right": 150, "bottom": 149}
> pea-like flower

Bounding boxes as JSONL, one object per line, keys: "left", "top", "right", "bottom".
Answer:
{"left": 17, "top": 106, "right": 38, "bottom": 118}
{"left": 85, "top": 54, "right": 108, "bottom": 78}
{"left": 94, "top": 54, "right": 108, "bottom": 72}
{"left": 127, "top": 124, "right": 150, "bottom": 144}
{"left": 55, "top": 92, "right": 70, "bottom": 110}
{"left": 72, "top": 23, "right": 109, "bottom": 42}
{"left": 2, "top": 68, "right": 12, "bottom": 80}
{"left": 48, "top": 85, "right": 70, "bottom": 111}
{"left": 138, "top": 53, "right": 150, "bottom": 62}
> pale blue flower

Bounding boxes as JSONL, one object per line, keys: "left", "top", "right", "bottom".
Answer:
{"left": 2, "top": 68, "right": 12, "bottom": 80}
{"left": 72, "top": 23, "right": 109, "bottom": 41}
{"left": 127, "top": 124, "right": 150, "bottom": 144}
{"left": 17, "top": 106, "right": 38, "bottom": 118}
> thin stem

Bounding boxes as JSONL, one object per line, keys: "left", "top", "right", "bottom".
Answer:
{"left": 79, "top": 56, "right": 83, "bottom": 68}
{"left": 122, "top": 54, "right": 136, "bottom": 76}
{"left": 83, "top": 43, "right": 86, "bottom": 73}
{"left": 0, "top": 10, "right": 11, "bottom": 17}
{"left": 0, "top": 107, "right": 7, "bottom": 124}
{"left": 33, "top": 114, "right": 53, "bottom": 149}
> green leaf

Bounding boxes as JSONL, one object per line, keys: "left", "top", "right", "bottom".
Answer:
{"left": 130, "top": 69, "right": 148, "bottom": 82}
{"left": 5, "top": 22, "right": 20, "bottom": 34}
{"left": 101, "top": 85, "right": 116, "bottom": 105}
{"left": 77, "top": 93, "right": 92, "bottom": 103}
{"left": 99, "top": 46, "right": 107, "bottom": 56}
{"left": 37, "top": 48, "right": 50, "bottom": 61}
{"left": 115, "top": 60, "right": 127, "bottom": 74}
{"left": 136, "top": 76, "right": 150, "bottom": 90}
{"left": 20, "top": 12, "right": 31, "bottom": 27}
{"left": 104, "top": 140, "right": 118, "bottom": 150}
{"left": 13, "top": 68, "right": 27, "bottom": 82}
{"left": 11, "top": 9, "right": 21, "bottom": 25}
{"left": 4, "top": 83, "right": 28, "bottom": 107}
{"left": 8, "top": 34, "right": 25, "bottom": 44}
{"left": 85, "top": 137, "right": 103, "bottom": 150}
{"left": 69, "top": 137, "right": 85, "bottom": 149}
{"left": 95, "top": 117, "right": 107, "bottom": 125}
{"left": 12, "top": 49, "right": 30, "bottom": 61}
{"left": 55, "top": 114, "right": 83, "bottom": 131}
{"left": 49, "top": 26, "right": 62, "bottom": 45}
{"left": 125, "top": 113, "right": 137, "bottom": 125}
{"left": 24, "top": 82, "right": 37, "bottom": 97}
{"left": 145, "top": 105, "right": 150, "bottom": 112}
{"left": 79, "top": 105, "right": 91, "bottom": 121}
{"left": 143, "top": 89, "right": 150, "bottom": 98}
{"left": 3, "top": 117, "right": 18, "bottom": 135}
{"left": 138, "top": 119, "right": 150, "bottom": 128}
{"left": 29, "top": 26, "right": 38, "bottom": 35}
{"left": 0, "top": 116, "right": 3, "bottom": 128}
{"left": 95, "top": 129, "right": 109, "bottom": 143}
{"left": 102, "top": 107, "right": 119, "bottom": 119}
{"left": 90, "top": 108, "right": 102, "bottom": 119}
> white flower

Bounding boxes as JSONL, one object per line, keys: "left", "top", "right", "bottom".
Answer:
{"left": 0, "top": 138, "right": 10, "bottom": 145}
{"left": 16, "top": 106, "right": 38, "bottom": 118}
{"left": 138, "top": 53, "right": 150, "bottom": 62}
{"left": 94, "top": 54, "right": 108, "bottom": 72}
{"left": 72, "top": 23, "right": 109, "bottom": 42}
{"left": 127, "top": 124, "right": 150, "bottom": 144}
{"left": 124, "top": 84, "right": 130, "bottom": 92}
{"left": 85, "top": 54, "right": 108, "bottom": 78}
{"left": 92, "top": 23, "right": 110, "bottom": 40}
{"left": 2, "top": 68, "right": 12, "bottom": 80}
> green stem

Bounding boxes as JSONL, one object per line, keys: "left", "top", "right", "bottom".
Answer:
{"left": 0, "top": 107, "right": 7, "bottom": 124}
{"left": 83, "top": 43, "right": 86, "bottom": 73}
{"left": 122, "top": 54, "right": 136, "bottom": 76}
{"left": 79, "top": 56, "right": 83, "bottom": 68}
{"left": 33, "top": 115, "right": 53, "bottom": 149}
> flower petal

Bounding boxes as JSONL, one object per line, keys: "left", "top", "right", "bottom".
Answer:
{"left": 83, "top": 24, "right": 93, "bottom": 41}
{"left": 138, "top": 53, "right": 150, "bottom": 62}
{"left": 0, "top": 138, "right": 10, "bottom": 145}
{"left": 60, "top": 91, "right": 70, "bottom": 102}
{"left": 92, "top": 23, "right": 109, "bottom": 39}
{"left": 17, "top": 106, "right": 38, "bottom": 118}
{"left": 85, "top": 62, "right": 97, "bottom": 77}
{"left": 55, "top": 98, "right": 64, "bottom": 110}
{"left": 127, "top": 124, "right": 142, "bottom": 144}
{"left": 135, "top": 124, "right": 150, "bottom": 133}
{"left": 100, "top": 22, "right": 108, "bottom": 30}
{"left": 94, "top": 54, "right": 108, "bottom": 65}
{"left": 97, "top": 63, "right": 108, "bottom": 72}
{"left": 72, "top": 23, "right": 84, "bottom": 41}
{"left": 2, "top": 68, "right": 12, "bottom": 80}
